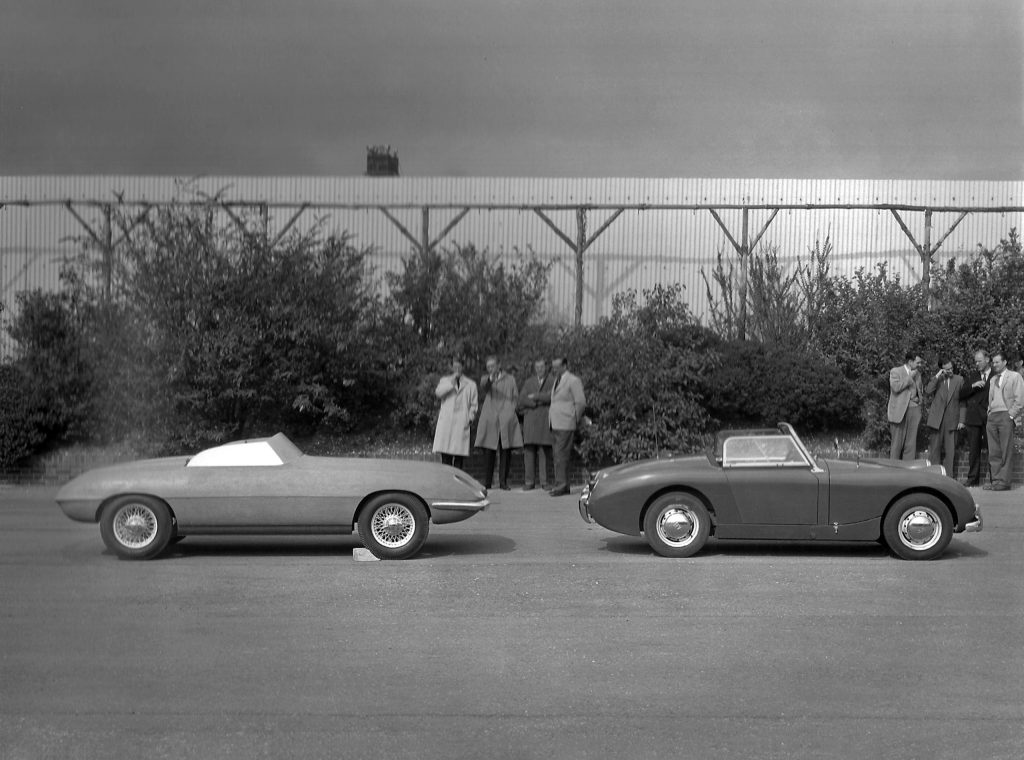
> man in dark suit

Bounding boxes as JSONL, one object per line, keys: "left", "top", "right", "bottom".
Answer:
{"left": 954, "top": 350, "right": 987, "bottom": 487}
{"left": 924, "top": 357, "right": 964, "bottom": 475}
{"left": 958, "top": 349, "right": 992, "bottom": 486}
{"left": 517, "top": 358, "right": 554, "bottom": 491}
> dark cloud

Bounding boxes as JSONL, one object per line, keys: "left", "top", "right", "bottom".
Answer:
{"left": 1, "top": 0, "right": 1021, "bottom": 178}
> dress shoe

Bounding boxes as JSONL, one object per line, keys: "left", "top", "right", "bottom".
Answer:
{"left": 961, "top": 480, "right": 979, "bottom": 487}
{"left": 499, "top": 484, "right": 511, "bottom": 491}
{"left": 549, "top": 487, "right": 570, "bottom": 497}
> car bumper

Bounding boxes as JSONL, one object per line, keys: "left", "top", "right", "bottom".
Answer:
{"left": 964, "top": 503, "right": 983, "bottom": 533}
{"left": 578, "top": 484, "right": 593, "bottom": 523}
{"left": 430, "top": 498, "right": 490, "bottom": 525}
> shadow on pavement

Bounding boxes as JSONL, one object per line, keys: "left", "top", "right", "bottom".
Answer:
{"left": 139, "top": 533, "right": 517, "bottom": 560}
{"left": 598, "top": 535, "right": 986, "bottom": 560}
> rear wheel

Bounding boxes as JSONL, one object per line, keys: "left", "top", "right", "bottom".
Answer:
{"left": 643, "top": 492, "right": 710, "bottom": 558}
{"left": 99, "top": 495, "right": 174, "bottom": 560}
{"left": 357, "top": 493, "right": 430, "bottom": 560}
{"left": 882, "top": 494, "right": 953, "bottom": 560}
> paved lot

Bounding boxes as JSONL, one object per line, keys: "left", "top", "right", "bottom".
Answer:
{"left": 1, "top": 483, "right": 1022, "bottom": 760}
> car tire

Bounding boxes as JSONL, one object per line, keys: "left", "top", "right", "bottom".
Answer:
{"left": 99, "top": 495, "right": 174, "bottom": 560}
{"left": 882, "top": 494, "right": 953, "bottom": 561}
{"left": 643, "top": 492, "right": 711, "bottom": 558}
{"left": 357, "top": 493, "right": 430, "bottom": 560}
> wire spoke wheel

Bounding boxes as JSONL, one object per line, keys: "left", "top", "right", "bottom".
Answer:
{"left": 370, "top": 503, "right": 415, "bottom": 548}
{"left": 357, "top": 494, "right": 430, "bottom": 560}
{"left": 100, "top": 495, "right": 174, "bottom": 560}
{"left": 112, "top": 503, "right": 159, "bottom": 549}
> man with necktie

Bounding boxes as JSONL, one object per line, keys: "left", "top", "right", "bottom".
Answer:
{"left": 958, "top": 349, "right": 992, "bottom": 486}
{"left": 924, "top": 357, "right": 964, "bottom": 475}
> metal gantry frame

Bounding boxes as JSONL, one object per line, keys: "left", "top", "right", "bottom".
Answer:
{"left": 1, "top": 196, "right": 1021, "bottom": 332}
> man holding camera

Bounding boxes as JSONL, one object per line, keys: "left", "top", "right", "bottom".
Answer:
{"left": 924, "top": 357, "right": 964, "bottom": 475}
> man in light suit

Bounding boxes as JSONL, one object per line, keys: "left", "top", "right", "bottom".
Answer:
{"left": 924, "top": 357, "right": 964, "bottom": 475}
{"left": 888, "top": 351, "right": 924, "bottom": 461}
{"left": 984, "top": 350, "right": 1024, "bottom": 491}
{"left": 547, "top": 356, "right": 586, "bottom": 497}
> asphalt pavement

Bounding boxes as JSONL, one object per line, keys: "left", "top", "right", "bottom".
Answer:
{"left": 1, "top": 483, "right": 1022, "bottom": 760}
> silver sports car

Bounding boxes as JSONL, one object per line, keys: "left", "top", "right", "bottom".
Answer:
{"left": 56, "top": 433, "right": 489, "bottom": 560}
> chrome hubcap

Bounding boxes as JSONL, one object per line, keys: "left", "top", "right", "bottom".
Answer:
{"left": 370, "top": 504, "right": 415, "bottom": 548}
{"left": 657, "top": 507, "right": 697, "bottom": 546}
{"left": 112, "top": 503, "right": 158, "bottom": 549}
{"left": 898, "top": 507, "right": 941, "bottom": 550}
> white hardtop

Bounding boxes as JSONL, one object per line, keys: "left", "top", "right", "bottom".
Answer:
{"left": 186, "top": 433, "right": 303, "bottom": 468}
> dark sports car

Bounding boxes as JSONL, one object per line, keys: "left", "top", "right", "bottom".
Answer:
{"left": 56, "top": 433, "right": 489, "bottom": 560}
{"left": 578, "top": 423, "right": 983, "bottom": 560}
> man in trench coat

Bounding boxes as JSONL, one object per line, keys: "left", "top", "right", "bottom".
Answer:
{"left": 432, "top": 358, "right": 478, "bottom": 470}
{"left": 475, "top": 355, "right": 523, "bottom": 490}
{"left": 518, "top": 358, "right": 555, "bottom": 491}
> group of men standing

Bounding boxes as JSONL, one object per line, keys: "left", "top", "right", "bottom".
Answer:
{"left": 431, "top": 356, "right": 586, "bottom": 496}
{"left": 888, "top": 349, "right": 1024, "bottom": 490}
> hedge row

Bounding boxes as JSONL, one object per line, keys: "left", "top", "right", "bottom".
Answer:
{"left": 1, "top": 202, "right": 1021, "bottom": 468}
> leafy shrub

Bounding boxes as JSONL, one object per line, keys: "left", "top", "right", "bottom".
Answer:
{"left": 556, "top": 284, "right": 719, "bottom": 465}
{"left": 0, "top": 363, "right": 47, "bottom": 466}
{"left": 931, "top": 228, "right": 1024, "bottom": 360}
{"left": 386, "top": 244, "right": 551, "bottom": 431}
{"left": 6, "top": 287, "right": 93, "bottom": 443}
{"left": 707, "top": 340, "right": 860, "bottom": 431}
{"left": 51, "top": 203, "right": 392, "bottom": 448}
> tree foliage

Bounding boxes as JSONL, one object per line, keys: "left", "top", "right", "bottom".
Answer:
{"left": 559, "top": 284, "right": 719, "bottom": 464}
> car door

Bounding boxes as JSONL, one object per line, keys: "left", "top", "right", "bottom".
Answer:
{"left": 171, "top": 461, "right": 345, "bottom": 529}
{"left": 721, "top": 435, "right": 821, "bottom": 525}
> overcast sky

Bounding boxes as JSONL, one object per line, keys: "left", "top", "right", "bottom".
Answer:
{"left": 1, "top": 0, "right": 1021, "bottom": 179}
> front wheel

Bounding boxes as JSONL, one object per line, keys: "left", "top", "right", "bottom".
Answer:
{"left": 643, "top": 492, "right": 711, "bottom": 558}
{"left": 357, "top": 494, "right": 430, "bottom": 560}
{"left": 882, "top": 494, "right": 953, "bottom": 560}
{"left": 99, "top": 495, "right": 174, "bottom": 560}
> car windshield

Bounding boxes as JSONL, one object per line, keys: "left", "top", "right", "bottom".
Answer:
{"left": 186, "top": 433, "right": 303, "bottom": 467}
{"left": 713, "top": 424, "right": 816, "bottom": 469}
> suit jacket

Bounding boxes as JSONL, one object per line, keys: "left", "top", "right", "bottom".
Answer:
{"left": 887, "top": 365, "right": 924, "bottom": 424}
{"left": 924, "top": 373, "right": 964, "bottom": 430}
{"left": 548, "top": 371, "right": 586, "bottom": 431}
{"left": 517, "top": 373, "right": 555, "bottom": 446}
{"left": 959, "top": 368, "right": 991, "bottom": 426}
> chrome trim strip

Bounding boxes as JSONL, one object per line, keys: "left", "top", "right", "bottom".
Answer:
{"left": 430, "top": 499, "right": 490, "bottom": 510}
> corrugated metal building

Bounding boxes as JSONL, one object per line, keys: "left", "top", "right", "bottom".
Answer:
{"left": 1, "top": 176, "right": 1021, "bottom": 354}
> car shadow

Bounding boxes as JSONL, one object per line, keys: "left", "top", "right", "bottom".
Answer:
{"left": 599, "top": 536, "right": 986, "bottom": 560}
{"left": 148, "top": 533, "right": 516, "bottom": 560}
